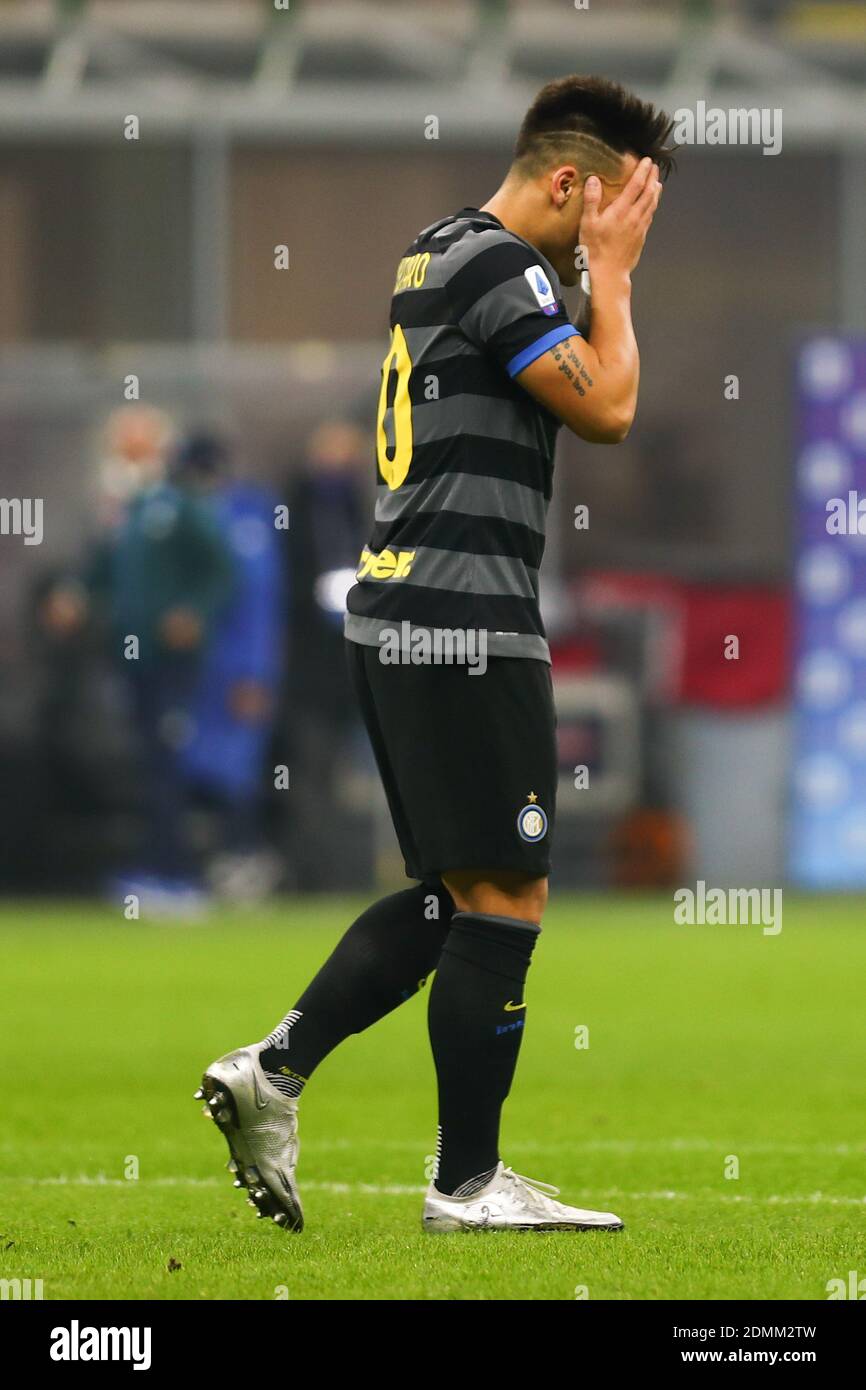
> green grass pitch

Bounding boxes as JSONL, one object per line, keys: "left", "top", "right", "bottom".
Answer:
{"left": 2, "top": 894, "right": 864, "bottom": 1301}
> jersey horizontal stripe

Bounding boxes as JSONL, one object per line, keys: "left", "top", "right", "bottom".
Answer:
{"left": 390, "top": 287, "right": 450, "bottom": 329}
{"left": 380, "top": 391, "right": 541, "bottom": 453}
{"left": 346, "top": 207, "right": 580, "bottom": 662}
{"left": 443, "top": 237, "right": 550, "bottom": 318}
{"left": 347, "top": 586, "right": 547, "bottom": 641}
{"left": 404, "top": 352, "right": 527, "bottom": 403}
{"left": 374, "top": 472, "right": 548, "bottom": 534}
{"left": 368, "top": 512, "right": 545, "bottom": 569}
{"left": 360, "top": 544, "right": 537, "bottom": 598}
{"left": 387, "top": 434, "right": 553, "bottom": 496}
{"left": 345, "top": 613, "right": 550, "bottom": 663}
{"left": 401, "top": 324, "right": 480, "bottom": 358}
{"left": 456, "top": 275, "right": 557, "bottom": 346}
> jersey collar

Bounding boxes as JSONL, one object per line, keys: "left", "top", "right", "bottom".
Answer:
{"left": 456, "top": 206, "right": 504, "bottom": 228}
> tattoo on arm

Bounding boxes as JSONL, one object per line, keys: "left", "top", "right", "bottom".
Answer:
{"left": 551, "top": 340, "right": 594, "bottom": 398}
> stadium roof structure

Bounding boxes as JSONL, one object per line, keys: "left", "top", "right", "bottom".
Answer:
{"left": 2, "top": 0, "right": 864, "bottom": 333}
{"left": 0, "top": 0, "right": 865, "bottom": 145}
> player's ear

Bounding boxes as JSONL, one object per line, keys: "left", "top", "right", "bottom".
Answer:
{"left": 551, "top": 165, "right": 577, "bottom": 210}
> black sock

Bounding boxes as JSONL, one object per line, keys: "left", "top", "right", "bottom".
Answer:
{"left": 427, "top": 911, "right": 540, "bottom": 1196}
{"left": 259, "top": 881, "right": 454, "bottom": 1097}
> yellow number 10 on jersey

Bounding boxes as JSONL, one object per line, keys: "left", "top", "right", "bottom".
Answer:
{"left": 376, "top": 323, "right": 413, "bottom": 491}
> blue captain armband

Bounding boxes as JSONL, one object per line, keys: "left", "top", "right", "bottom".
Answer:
{"left": 506, "top": 324, "right": 581, "bottom": 379}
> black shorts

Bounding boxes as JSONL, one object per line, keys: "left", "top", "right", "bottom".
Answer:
{"left": 347, "top": 639, "right": 557, "bottom": 881}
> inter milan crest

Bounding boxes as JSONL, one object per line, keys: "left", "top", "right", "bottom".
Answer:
{"left": 517, "top": 791, "right": 548, "bottom": 843}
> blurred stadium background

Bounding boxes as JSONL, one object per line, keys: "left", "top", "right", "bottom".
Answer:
{"left": 2, "top": 0, "right": 866, "bottom": 906}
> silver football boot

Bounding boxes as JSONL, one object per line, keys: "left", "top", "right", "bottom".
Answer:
{"left": 195, "top": 1045, "right": 303, "bottom": 1231}
{"left": 423, "top": 1163, "right": 624, "bottom": 1232}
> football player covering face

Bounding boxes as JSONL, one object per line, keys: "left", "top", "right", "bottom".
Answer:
{"left": 198, "top": 75, "right": 675, "bottom": 1236}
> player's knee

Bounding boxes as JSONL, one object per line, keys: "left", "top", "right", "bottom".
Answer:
{"left": 441, "top": 870, "right": 548, "bottom": 926}
{"left": 514, "top": 875, "right": 548, "bottom": 924}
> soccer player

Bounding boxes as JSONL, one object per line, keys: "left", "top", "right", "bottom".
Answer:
{"left": 198, "top": 76, "right": 673, "bottom": 1232}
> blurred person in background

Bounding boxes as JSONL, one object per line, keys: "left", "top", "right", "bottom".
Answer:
{"left": 45, "top": 405, "right": 235, "bottom": 913}
{"left": 173, "top": 430, "right": 285, "bottom": 901}
{"left": 27, "top": 562, "right": 116, "bottom": 891}
{"left": 282, "top": 418, "right": 366, "bottom": 888}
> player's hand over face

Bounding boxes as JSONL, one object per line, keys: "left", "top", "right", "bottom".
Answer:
{"left": 578, "top": 157, "right": 662, "bottom": 279}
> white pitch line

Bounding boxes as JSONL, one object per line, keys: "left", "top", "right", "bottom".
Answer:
{"left": 567, "top": 1189, "right": 866, "bottom": 1208}
{"left": 303, "top": 1137, "right": 865, "bottom": 1157}
{"left": 7, "top": 1176, "right": 866, "bottom": 1206}
{"left": 2, "top": 1138, "right": 860, "bottom": 1156}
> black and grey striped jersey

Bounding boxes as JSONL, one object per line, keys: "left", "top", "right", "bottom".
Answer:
{"left": 344, "top": 207, "right": 582, "bottom": 662}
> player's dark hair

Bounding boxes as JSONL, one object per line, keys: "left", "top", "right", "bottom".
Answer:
{"left": 514, "top": 75, "right": 676, "bottom": 180}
